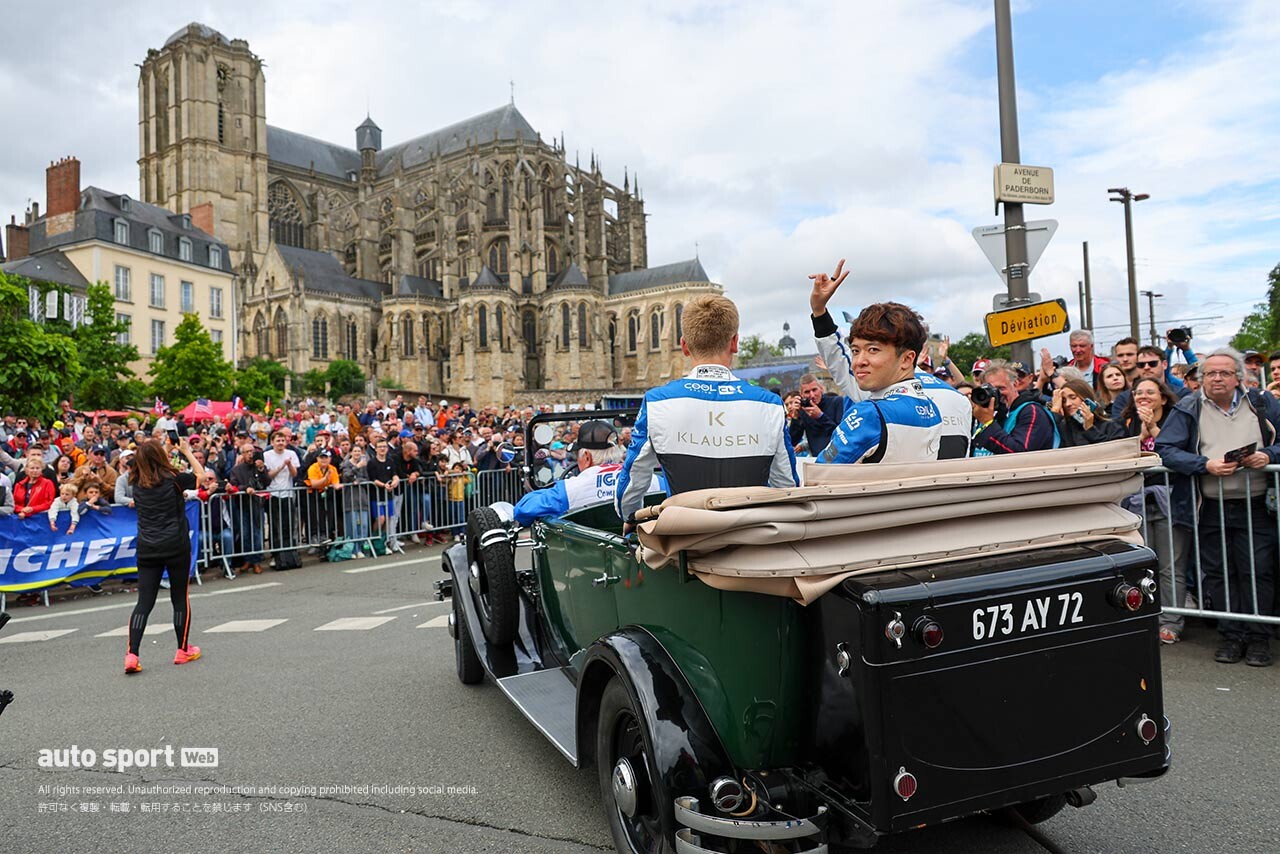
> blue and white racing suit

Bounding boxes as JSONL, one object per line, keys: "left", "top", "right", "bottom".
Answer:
{"left": 616, "top": 364, "right": 798, "bottom": 522}
{"left": 818, "top": 379, "right": 943, "bottom": 464}
{"left": 813, "top": 310, "right": 972, "bottom": 458}
{"left": 513, "top": 464, "right": 661, "bottom": 527}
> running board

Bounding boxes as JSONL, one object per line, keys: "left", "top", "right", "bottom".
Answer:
{"left": 495, "top": 668, "right": 578, "bottom": 764}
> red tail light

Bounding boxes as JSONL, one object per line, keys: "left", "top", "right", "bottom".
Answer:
{"left": 1136, "top": 715, "right": 1158, "bottom": 744}
{"left": 893, "top": 767, "right": 917, "bottom": 801}
{"left": 1110, "top": 582, "right": 1143, "bottom": 611}
{"left": 914, "top": 617, "right": 944, "bottom": 649}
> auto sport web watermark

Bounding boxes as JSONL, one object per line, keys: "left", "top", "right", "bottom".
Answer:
{"left": 37, "top": 745, "right": 218, "bottom": 772}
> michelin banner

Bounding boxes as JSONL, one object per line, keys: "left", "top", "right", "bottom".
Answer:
{"left": 0, "top": 502, "right": 201, "bottom": 592}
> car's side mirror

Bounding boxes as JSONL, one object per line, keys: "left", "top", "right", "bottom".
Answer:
{"left": 532, "top": 423, "right": 555, "bottom": 445}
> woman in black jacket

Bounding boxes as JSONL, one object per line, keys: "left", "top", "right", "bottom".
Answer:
{"left": 124, "top": 437, "right": 204, "bottom": 674}
{"left": 1049, "top": 379, "right": 1126, "bottom": 447}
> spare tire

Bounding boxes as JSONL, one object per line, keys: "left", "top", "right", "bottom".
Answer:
{"left": 466, "top": 507, "right": 519, "bottom": 645}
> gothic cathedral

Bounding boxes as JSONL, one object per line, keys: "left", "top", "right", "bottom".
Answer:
{"left": 137, "top": 23, "right": 720, "bottom": 404}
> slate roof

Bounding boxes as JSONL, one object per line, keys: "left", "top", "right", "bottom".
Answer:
{"left": 468, "top": 266, "right": 504, "bottom": 289}
{"left": 267, "top": 126, "right": 362, "bottom": 180}
{"left": 164, "top": 23, "right": 229, "bottom": 48}
{"left": 265, "top": 104, "right": 539, "bottom": 181}
{"left": 608, "top": 258, "right": 709, "bottom": 295}
{"left": 549, "top": 262, "right": 591, "bottom": 290}
{"left": 27, "top": 187, "right": 232, "bottom": 274}
{"left": 276, "top": 244, "right": 383, "bottom": 301}
{"left": 392, "top": 274, "right": 444, "bottom": 300}
{"left": 1, "top": 249, "right": 90, "bottom": 291}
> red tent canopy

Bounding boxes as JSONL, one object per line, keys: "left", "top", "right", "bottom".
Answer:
{"left": 177, "top": 400, "right": 243, "bottom": 422}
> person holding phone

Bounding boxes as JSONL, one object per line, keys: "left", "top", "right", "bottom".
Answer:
{"left": 1048, "top": 379, "right": 1124, "bottom": 447}
{"left": 124, "top": 437, "right": 204, "bottom": 674}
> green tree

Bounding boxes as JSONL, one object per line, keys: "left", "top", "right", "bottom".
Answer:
{"left": 948, "top": 332, "right": 1012, "bottom": 379}
{"left": 324, "top": 359, "right": 367, "bottom": 397}
{"left": 231, "top": 363, "right": 277, "bottom": 412}
{"left": 1230, "top": 263, "right": 1280, "bottom": 352}
{"left": 0, "top": 271, "right": 80, "bottom": 417}
{"left": 378, "top": 375, "right": 405, "bottom": 390}
{"left": 736, "top": 334, "right": 781, "bottom": 366}
{"left": 149, "top": 313, "right": 234, "bottom": 406}
{"left": 301, "top": 368, "right": 328, "bottom": 398}
{"left": 75, "top": 281, "right": 145, "bottom": 409}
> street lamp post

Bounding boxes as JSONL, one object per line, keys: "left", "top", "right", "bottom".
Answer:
{"left": 1140, "top": 289, "right": 1163, "bottom": 346}
{"left": 1108, "top": 187, "right": 1149, "bottom": 341}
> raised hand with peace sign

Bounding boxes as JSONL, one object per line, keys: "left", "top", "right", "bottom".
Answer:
{"left": 808, "top": 259, "right": 851, "bottom": 316}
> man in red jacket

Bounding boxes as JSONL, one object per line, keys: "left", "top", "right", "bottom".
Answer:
{"left": 1067, "top": 330, "right": 1110, "bottom": 388}
{"left": 14, "top": 457, "right": 56, "bottom": 518}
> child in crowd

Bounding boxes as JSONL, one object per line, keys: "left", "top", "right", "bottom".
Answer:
{"left": 80, "top": 481, "right": 113, "bottom": 515}
{"left": 446, "top": 461, "right": 471, "bottom": 529}
{"left": 49, "top": 482, "right": 81, "bottom": 534}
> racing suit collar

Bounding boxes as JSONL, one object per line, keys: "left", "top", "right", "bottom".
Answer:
{"left": 687, "top": 364, "right": 737, "bottom": 381}
{"left": 869, "top": 375, "right": 925, "bottom": 400}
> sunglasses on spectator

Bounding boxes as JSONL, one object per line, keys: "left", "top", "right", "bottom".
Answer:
{"left": 1136, "top": 360, "right": 1161, "bottom": 368}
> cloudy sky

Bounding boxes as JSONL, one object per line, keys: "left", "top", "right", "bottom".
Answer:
{"left": 3, "top": 0, "right": 1278, "bottom": 359}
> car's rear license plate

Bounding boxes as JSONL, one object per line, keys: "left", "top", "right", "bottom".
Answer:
{"left": 970, "top": 590, "right": 1086, "bottom": 642}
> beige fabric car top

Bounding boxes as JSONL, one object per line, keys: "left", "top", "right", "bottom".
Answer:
{"left": 634, "top": 439, "right": 1158, "bottom": 604}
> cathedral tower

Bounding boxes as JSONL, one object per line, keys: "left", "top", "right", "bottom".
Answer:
{"left": 138, "top": 23, "right": 269, "bottom": 275}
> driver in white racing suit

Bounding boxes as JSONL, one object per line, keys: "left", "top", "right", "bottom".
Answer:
{"left": 808, "top": 259, "right": 972, "bottom": 458}
{"left": 617, "top": 294, "right": 797, "bottom": 532}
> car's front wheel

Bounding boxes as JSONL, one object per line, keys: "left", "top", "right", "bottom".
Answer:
{"left": 597, "top": 677, "right": 674, "bottom": 854}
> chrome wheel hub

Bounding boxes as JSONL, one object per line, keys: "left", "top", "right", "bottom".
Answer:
{"left": 612, "top": 757, "right": 638, "bottom": 818}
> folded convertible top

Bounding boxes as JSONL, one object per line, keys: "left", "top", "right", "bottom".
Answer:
{"left": 634, "top": 439, "right": 1157, "bottom": 604}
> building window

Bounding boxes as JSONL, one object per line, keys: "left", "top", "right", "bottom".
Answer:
{"left": 149, "top": 274, "right": 165, "bottom": 308}
{"left": 113, "top": 219, "right": 129, "bottom": 245}
{"left": 209, "top": 246, "right": 223, "bottom": 269}
{"left": 488, "top": 238, "right": 509, "bottom": 275}
{"left": 346, "top": 319, "right": 359, "bottom": 359}
{"left": 114, "top": 265, "right": 131, "bottom": 301}
{"left": 254, "top": 314, "right": 268, "bottom": 356}
{"left": 674, "top": 304, "right": 683, "bottom": 342}
{"left": 546, "top": 240, "right": 560, "bottom": 277}
{"left": 422, "top": 315, "right": 432, "bottom": 353}
{"left": 522, "top": 310, "right": 537, "bottom": 355}
{"left": 178, "top": 237, "right": 192, "bottom": 262}
{"left": 494, "top": 305, "right": 505, "bottom": 351}
{"left": 210, "top": 328, "right": 223, "bottom": 351}
{"left": 45, "top": 290, "right": 59, "bottom": 320}
{"left": 627, "top": 311, "right": 639, "bottom": 353}
{"left": 274, "top": 313, "right": 288, "bottom": 357}
{"left": 650, "top": 310, "right": 661, "bottom": 350}
{"left": 268, "top": 182, "right": 306, "bottom": 248}
{"left": 148, "top": 229, "right": 164, "bottom": 254}
{"left": 418, "top": 256, "right": 440, "bottom": 281}
{"left": 560, "top": 303, "right": 571, "bottom": 349}
{"left": 180, "top": 281, "right": 194, "bottom": 314}
{"left": 478, "top": 305, "right": 488, "bottom": 349}
{"left": 578, "top": 302, "right": 588, "bottom": 348}
{"left": 312, "top": 316, "right": 329, "bottom": 359}
{"left": 210, "top": 286, "right": 224, "bottom": 319}
{"left": 150, "top": 319, "right": 165, "bottom": 354}
{"left": 116, "top": 313, "right": 131, "bottom": 346}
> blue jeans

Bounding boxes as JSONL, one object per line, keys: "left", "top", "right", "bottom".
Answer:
{"left": 233, "top": 497, "right": 264, "bottom": 564}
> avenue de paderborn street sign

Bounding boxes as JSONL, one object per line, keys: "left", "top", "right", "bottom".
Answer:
{"left": 994, "top": 163, "right": 1054, "bottom": 204}
{"left": 985, "top": 298, "right": 1071, "bottom": 348}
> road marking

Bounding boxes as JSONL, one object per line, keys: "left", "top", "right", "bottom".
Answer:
{"left": 5, "top": 582, "right": 284, "bottom": 625}
{"left": 205, "top": 619, "right": 289, "bottom": 633}
{"left": 417, "top": 615, "right": 450, "bottom": 628}
{"left": 0, "top": 629, "right": 78, "bottom": 643}
{"left": 315, "top": 616, "right": 396, "bottom": 631}
{"left": 343, "top": 554, "right": 442, "bottom": 574}
{"left": 373, "top": 600, "right": 447, "bottom": 614}
{"left": 95, "top": 624, "right": 171, "bottom": 638}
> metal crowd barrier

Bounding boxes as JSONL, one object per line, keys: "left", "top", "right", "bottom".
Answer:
{"left": 1138, "top": 465, "right": 1280, "bottom": 628}
{"left": 195, "top": 469, "right": 525, "bottom": 574}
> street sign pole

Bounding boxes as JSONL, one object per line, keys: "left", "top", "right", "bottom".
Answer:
{"left": 1082, "top": 240, "right": 1094, "bottom": 330}
{"left": 994, "top": 0, "right": 1031, "bottom": 368}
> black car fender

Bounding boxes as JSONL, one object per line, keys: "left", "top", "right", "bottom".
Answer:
{"left": 576, "top": 627, "right": 735, "bottom": 795}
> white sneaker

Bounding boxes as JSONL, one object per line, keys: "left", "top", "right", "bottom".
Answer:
{"left": 389, "top": 542, "right": 405, "bottom": 554}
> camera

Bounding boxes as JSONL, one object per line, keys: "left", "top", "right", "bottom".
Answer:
{"left": 1167, "top": 327, "right": 1192, "bottom": 346}
{"left": 1052, "top": 355, "right": 1070, "bottom": 369}
{"left": 971, "top": 384, "right": 1000, "bottom": 407}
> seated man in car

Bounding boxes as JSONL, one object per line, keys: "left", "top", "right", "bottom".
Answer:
{"left": 814, "top": 300, "right": 943, "bottom": 465}
{"left": 616, "top": 294, "right": 798, "bottom": 533}
{"left": 808, "top": 259, "right": 971, "bottom": 458}
{"left": 514, "top": 421, "right": 632, "bottom": 526}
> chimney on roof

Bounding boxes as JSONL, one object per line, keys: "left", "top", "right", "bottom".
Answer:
{"left": 190, "top": 201, "right": 215, "bottom": 236}
{"left": 46, "top": 156, "right": 81, "bottom": 218}
{"left": 6, "top": 215, "right": 30, "bottom": 262}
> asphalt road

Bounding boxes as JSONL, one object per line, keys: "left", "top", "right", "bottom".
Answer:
{"left": 0, "top": 546, "right": 1276, "bottom": 853}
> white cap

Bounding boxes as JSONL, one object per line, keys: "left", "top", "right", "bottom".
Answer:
{"left": 438, "top": 399, "right": 447, "bottom": 406}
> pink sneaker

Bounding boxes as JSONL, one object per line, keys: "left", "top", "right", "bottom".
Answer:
{"left": 125, "top": 652, "right": 142, "bottom": 674}
{"left": 173, "top": 645, "right": 202, "bottom": 665}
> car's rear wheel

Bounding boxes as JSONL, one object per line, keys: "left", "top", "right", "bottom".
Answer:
{"left": 1012, "top": 793, "right": 1067, "bottom": 824}
{"left": 465, "top": 507, "right": 519, "bottom": 645}
{"left": 597, "top": 677, "right": 674, "bottom": 854}
{"left": 451, "top": 589, "right": 484, "bottom": 685}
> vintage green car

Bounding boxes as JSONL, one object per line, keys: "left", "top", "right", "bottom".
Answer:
{"left": 436, "top": 413, "right": 1170, "bottom": 853}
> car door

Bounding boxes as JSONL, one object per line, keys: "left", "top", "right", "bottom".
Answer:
{"left": 539, "top": 518, "right": 622, "bottom": 656}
